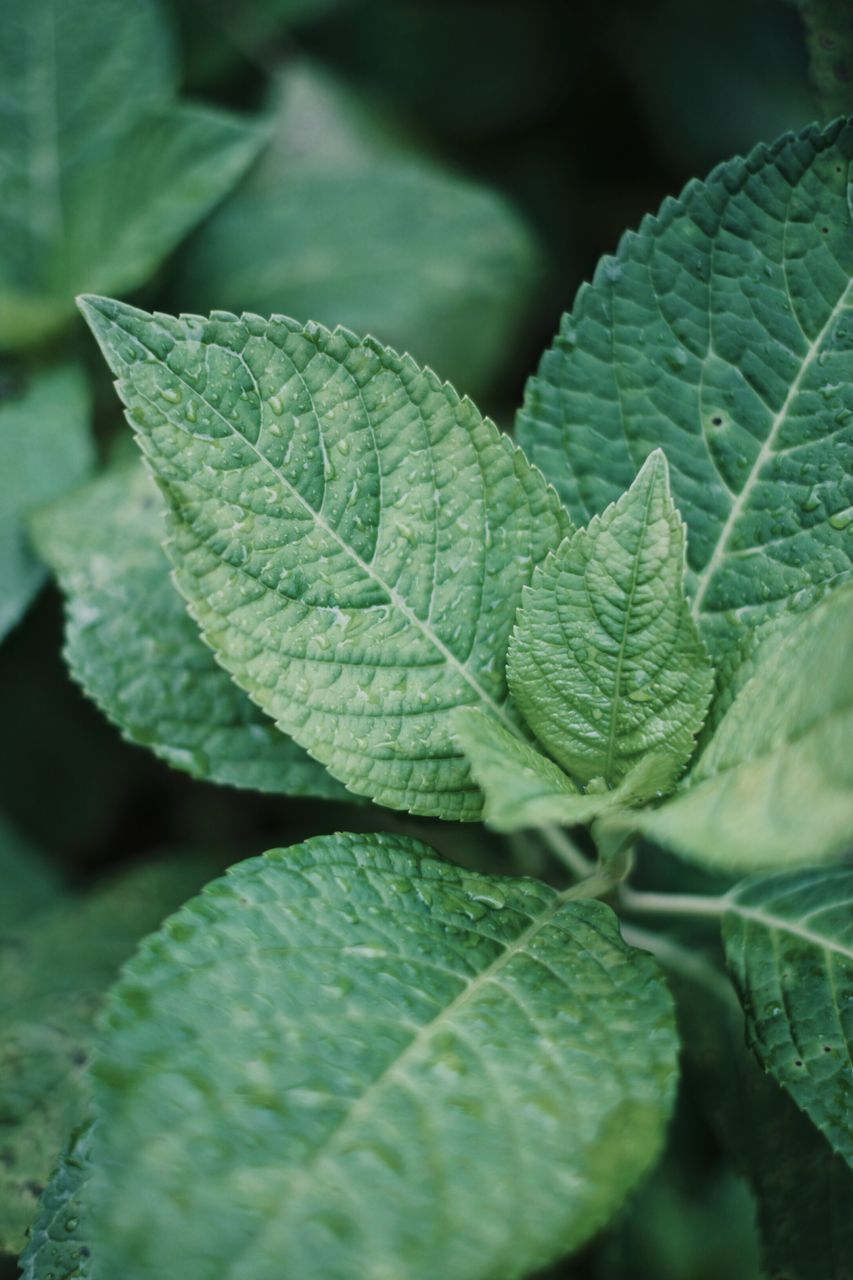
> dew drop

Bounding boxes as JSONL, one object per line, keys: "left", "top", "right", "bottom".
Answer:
{"left": 159, "top": 385, "right": 181, "bottom": 404}
{"left": 269, "top": 394, "right": 283, "bottom": 415}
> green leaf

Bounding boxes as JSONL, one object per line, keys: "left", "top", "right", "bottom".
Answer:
{"left": 508, "top": 451, "right": 713, "bottom": 791}
{"left": 78, "top": 297, "right": 570, "bottom": 819}
{"left": 19, "top": 1125, "right": 92, "bottom": 1280}
{"left": 723, "top": 867, "right": 853, "bottom": 1165}
{"left": 796, "top": 1, "right": 853, "bottom": 119}
{"left": 0, "top": 0, "right": 265, "bottom": 350}
{"left": 672, "top": 965, "right": 853, "bottom": 1280}
{"left": 173, "top": 62, "right": 541, "bottom": 399}
{"left": 0, "top": 363, "right": 93, "bottom": 639}
{"left": 31, "top": 458, "right": 352, "bottom": 801}
{"left": 452, "top": 707, "right": 679, "bottom": 833}
{"left": 84, "top": 833, "right": 678, "bottom": 1280}
{"left": 0, "top": 853, "right": 222, "bottom": 1253}
{"left": 0, "top": 816, "right": 60, "bottom": 930}
{"left": 516, "top": 119, "right": 853, "bottom": 655}
{"left": 625, "top": 582, "right": 853, "bottom": 870}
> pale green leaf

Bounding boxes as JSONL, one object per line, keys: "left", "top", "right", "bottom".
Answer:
{"left": 672, "top": 964, "right": 853, "bottom": 1280}
{"left": 0, "top": 854, "right": 222, "bottom": 1253}
{"left": 516, "top": 119, "right": 853, "bottom": 654}
{"left": 0, "top": 0, "right": 264, "bottom": 349}
{"left": 508, "top": 451, "right": 713, "bottom": 791}
{"left": 173, "top": 63, "right": 540, "bottom": 399}
{"left": 84, "top": 833, "right": 678, "bottom": 1280}
{"left": 452, "top": 707, "right": 679, "bottom": 833}
{"left": 0, "top": 363, "right": 92, "bottom": 639}
{"left": 625, "top": 583, "right": 853, "bottom": 870}
{"left": 18, "top": 1125, "right": 92, "bottom": 1280}
{"left": 723, "top": 867, "right": 853, "bottom": 1165}
{"left": 78, "top": 297, "right": 570, "bottom": 819}
{"left": 31, "top": 459, "right": 352, "bottom": 801}
{"left": 0, "top": 816, "right": 60, "bottom": 930}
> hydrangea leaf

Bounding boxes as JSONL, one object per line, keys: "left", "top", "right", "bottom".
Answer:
{"left": 0, "top": 854, "right": 222, "bottom": 1253}
{"left": 0, "top": 363, "right": 92, "bottom": 639}
{"left": 0, "top": 0, "right": 265, "bottom": 350}
{"left": 508, "top": 451, "right": 713, "bottom": 789}
{"left": 173, "top": 62, "right": 540, "bottom": 399}
{"left": 516, "top": 119, "right": 853, "bottom": 655}
{"left": 452, "top": 707, "right": 679, "bottom": 833}
{"left": 18, "top": 1125, "right": 92, "bottom": 1280}
{"left": 672, "top": 967, "right": 853, "bottom": 1280}
{"left": 624, "top": 583, "right": 853, "bottom": 870}
{"left": 31, "top": 459, "right": 352, "bottom": 801}
{"left": 82, "top": 833, "right": 678, "bottom": 1280}
{"left": 78, "top": 297, "right": 570, "bottom": 819}
{"left": 723, "top": 868, "right": 853, "bottom": 1165}
{"left": 0, "top": 816, "right": 60, "bottom": 930}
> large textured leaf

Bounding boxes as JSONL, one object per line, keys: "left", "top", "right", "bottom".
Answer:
{"left": 723, "top": 868, "right": 853, "bottom": 1165}
{"left": 508, "top": 451, "right": 713, "bottom": 790}
{"left": 0, "top": 816, "right": 60, "bottom": 930}
{"left": 0, "top": 0, "right": 264, "bottom": 349}
{"left": 516, "top": 119, "right": 853, "bottom": 654}
{"left": 452, "top": 707, "right": 678, "bottom": 833}
{"left": 83, "top": 833, "right": 677, "bottom": 1280}
{"left": 0, "top": 363, "right": 92, "bottom": 639}
{"left": 674, "top": 967, "right": 853, "bottom": 1280}
{"left": 626, "top": 583, "right": 853, "bottom": 870}
{"left": 0, "top": 854, "right": 221, "bottom": 1253}
{"left": 31, "top": 459, "right": 352, "bottom": 801}
{"left": 173, "top": 63, "right": 540, "bottom": 399}
{"left": 78, "top": 297, "right": 570, "bottom": 818}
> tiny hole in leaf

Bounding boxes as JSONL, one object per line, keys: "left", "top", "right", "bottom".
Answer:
{"left": 711, "top": 415, "right": 723, "bottom": 426}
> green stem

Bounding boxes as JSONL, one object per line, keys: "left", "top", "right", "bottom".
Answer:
{"left": 620, "top": 922, "right": 732, "bottom": 1001}
{"left": 618, "top": 886, "right": 727, "bottom": 919}
{"left": 539, "top": 824, "right": 595, "bottom": 880}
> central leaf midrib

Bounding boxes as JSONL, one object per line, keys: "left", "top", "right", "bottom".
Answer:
{"left": 122, "top": 316, "right": 525, "bottom": 743}
{"left": 726, "top": 900, "right": 853, "bottom": 962}
{"left": 691, "top": 278, "right": 853, "bottom": 619}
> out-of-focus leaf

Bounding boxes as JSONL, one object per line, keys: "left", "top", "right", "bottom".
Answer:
{"left": 0, "top": 364, "right": 92, "bottom": 640}
{"left": 796, "top": 0, "right": 853, "bottom": 119}
{"left": 0, "top": 817, "right": 60, "bottom": 930}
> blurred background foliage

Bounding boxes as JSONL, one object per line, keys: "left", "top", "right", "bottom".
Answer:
{"left": 0, "top": 0, "right": 845, "bottom": 1275}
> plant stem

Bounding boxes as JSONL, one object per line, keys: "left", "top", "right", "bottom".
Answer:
{"left": 620, "top": 922, "right": 733, "bottom": 1001}
{"left": 539, "top": 824, "right": 596, "bottom": 879}
{"left": 618, "top": 886, "right": 727, "bottom": 919}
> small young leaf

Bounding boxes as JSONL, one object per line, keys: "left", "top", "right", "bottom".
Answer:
{"left": 78, "top": 297, "right": 570, "bottom": 819}
{"left": 0, "top": 0, "right": 265, "bottom": 349}
{"left": 625, "top": 583, "right": 853, "bottom": 870}
{"left": 452, "top": 707, "right": 680, "bottom": 833}
{"left": 0, "top": 854, "right": 222, "bottom": 1254}
{"left": 508, "top": 451, "right": 713, "bottom": 790}
{"left": 517, "top": 119, "right": 853, "bottom": 654}
{"left": 723, "top": 867, "right": 853, "bottom": 1165}
{"left": 31, "top": 459, "right": 352, "bottom": 801}
{"left": 174, "top": 63, "right": 541, "bottom": 399}
{"left": 0, "top": 363, "right": 92, "bottom": 639}
{"left": 84, "top": 833, "right": 678, "bottom": 1280}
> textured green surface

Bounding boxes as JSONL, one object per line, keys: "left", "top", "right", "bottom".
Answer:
{"left": 85, "top": 833, "right": 678, "bottom": 1280}
{"left": 723, "top": 868, "right": 853, "bottom": 1165}
{"left": 0, "top": 0, "right": 264, "bottom": 349}
{"left": 32, "top": 459, "right": 351, "bottom": 801}
{"left": 508, "top": 452, "right": 713, "bottom": 791}
{"left": 627, "top": 583, "right": 853, "bottom": 870}
{"left": 452, "top": 707, "right": 679, "bottom": 833}
{"left": 0, "top": 816, "right": 60, "bottom": 930}
{"left": 0, "top": 364, "right": 92, "bottom": 639}
{"left": 174, "top": 63, "right": 540, "bottom": 399}
{"left": 0, "top": 854, "right": 221, "bottom": 1253}
{"left": 797, "top": 1, "right": 853, "bottom": 119}
{"left": 79, "top": 297, "right": 570, "bottom": 819}
{"left": 676, "top": 971, "right": 853, "bottom": 1280}
{"left": 19, "top": 1125, "right": 92, "bottom": 1280}
{"left": 516, "top": 119, "right": 853, "bottom": 655}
